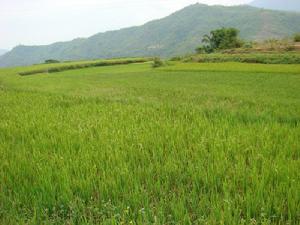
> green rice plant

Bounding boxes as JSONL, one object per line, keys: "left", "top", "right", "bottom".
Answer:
{"left": 0, "top": 61, "right": 299, "bottom": 224}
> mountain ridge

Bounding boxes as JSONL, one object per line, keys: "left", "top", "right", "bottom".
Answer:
{"left": 0, "top": 49, "right": 8, "bottom": 56}
{"left": 250, "top": 0, "right": 300, "bottom": 12}
{"left": 1, "top": 3, "right": 300, "bottom": 67}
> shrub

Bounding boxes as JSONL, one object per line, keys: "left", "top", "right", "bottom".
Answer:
{"left": 294, "top": 33, "right": 300, "bottom": 42}
{"left": 195, "top": 47, "right": 205, "bottom": 54}
{"left": 170, "top": 56, "right": 182, "bottom": 61}
{"left": 243, "top": 42, "right": 253, "bottom": 49}
{"left": 45, "top": 59, "right": 60, "bottom": 64}
{"left": 152, "top": 58, "right": 164, "bottom": 68}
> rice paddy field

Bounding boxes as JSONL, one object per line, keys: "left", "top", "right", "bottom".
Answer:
{"left": 0, "top": 60, "right": 299, "bottom": 224}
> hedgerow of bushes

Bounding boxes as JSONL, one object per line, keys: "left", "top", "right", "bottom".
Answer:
{"left": 19, "top": 58, "right": 152, "bottom": 76}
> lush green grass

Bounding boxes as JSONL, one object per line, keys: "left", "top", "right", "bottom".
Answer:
{"left": 0, "top": 62, "right": 299, "bottom": 224}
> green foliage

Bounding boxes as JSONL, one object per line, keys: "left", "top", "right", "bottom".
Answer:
{"left": 0, "top": 62, "right": 300, "bottom": 224}
{"left": 1, "top": 4, "right": 300, "bottom": 67}
{"left": 44, "top": 59, "right": 60, "bottom": 64}
{"left": 196, "top": 45, "right": 214, "bottom": 54}
{"left": 294, "top": 33, "right": 300, "bottom": 42}
{"left": 200, "top": 27, "right": 243, "bottom": 53}
{"left": 186, "top": 53, "right": 300, "bottom": 64}
{"left": 19, "top": 58, "right": 152, "bottom": 76}
{"left": 169, "top": 56, "right": 182, "bottom": 61}
{"left": 242, "top": 41, "right": 254, "bottom": 49}
{"left": 152, "top": 57, "right": 164, "bottom": 68}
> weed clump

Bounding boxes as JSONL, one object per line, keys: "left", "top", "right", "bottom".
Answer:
{"left": 152, "top": 58, "right": 164, "bottom": 68}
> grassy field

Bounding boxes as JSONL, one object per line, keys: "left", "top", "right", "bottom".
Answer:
{"left": 0, "top": 61, "right": 299, "bottom": 224}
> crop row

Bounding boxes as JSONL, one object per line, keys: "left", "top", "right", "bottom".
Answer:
{"left": 19, "top": 58, "right": 152, "bottom": 76}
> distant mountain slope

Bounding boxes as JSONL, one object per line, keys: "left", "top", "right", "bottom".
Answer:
{"left": 0, "top": 49, "right": 8, "bottom": 56}
{"left": 250, "top": 0, "right": 300, "bottom": 12}
{"left": 1, "top": 3, "right": 300, "bottom": 67}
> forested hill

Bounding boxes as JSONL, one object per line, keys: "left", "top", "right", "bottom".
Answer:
{"left": 1, "top": 3, "right": 300, "bottom": 67}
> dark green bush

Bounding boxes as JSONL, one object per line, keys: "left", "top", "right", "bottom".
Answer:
{"left": 199, "top": 28, "right": 243, "bottom": 53}
{"left": 243, "top": 42, "right": 253, "bottom": 49}
{"left": 152, "top": 58, "right": 164, "bottom": 68}
{"left": 294, "top": 33, "right": 300, "bottom": 42}
{"left": 45, "top": 59, "right": 60, "bottom": 64}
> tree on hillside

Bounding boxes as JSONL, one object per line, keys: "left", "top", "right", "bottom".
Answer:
{"left": 197, "top": 27, "right": 243, "bottom": 53}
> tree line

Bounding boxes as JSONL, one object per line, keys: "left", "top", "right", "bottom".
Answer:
{"left": 197, "top": 27, "right": 300, "bottom": 53}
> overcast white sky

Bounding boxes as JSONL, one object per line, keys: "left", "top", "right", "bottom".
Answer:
{"left": 0, "top": 0, "right": 252, "bottom": 50}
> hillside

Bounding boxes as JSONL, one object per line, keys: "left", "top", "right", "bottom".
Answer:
{"left": 250, "top": 0, "right": 300, "bottom": 12}
{"left": 0, "top": 49, "right": 7, "bottom": 56}
{"left": 1, "top": 3, "right": 300, "bottom": 67}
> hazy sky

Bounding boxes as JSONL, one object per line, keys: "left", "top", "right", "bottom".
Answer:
{"left": 1, "top": 0, "right": 252, "bottom": 50}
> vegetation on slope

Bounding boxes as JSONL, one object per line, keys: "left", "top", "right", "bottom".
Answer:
{"left": 197, "top": 27, "right": 243, "bottom": 53}
{"left": 0, "top": 62, "right": 299, "bottom": 224}
{"left": 187, "top": 28, "right": 300, "bottom": 65}
{"left": 183, "top": 53, "right": 300, "bottom": 64}
{"left": 1, "top": 3, "right": 300, "bottom": 67}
